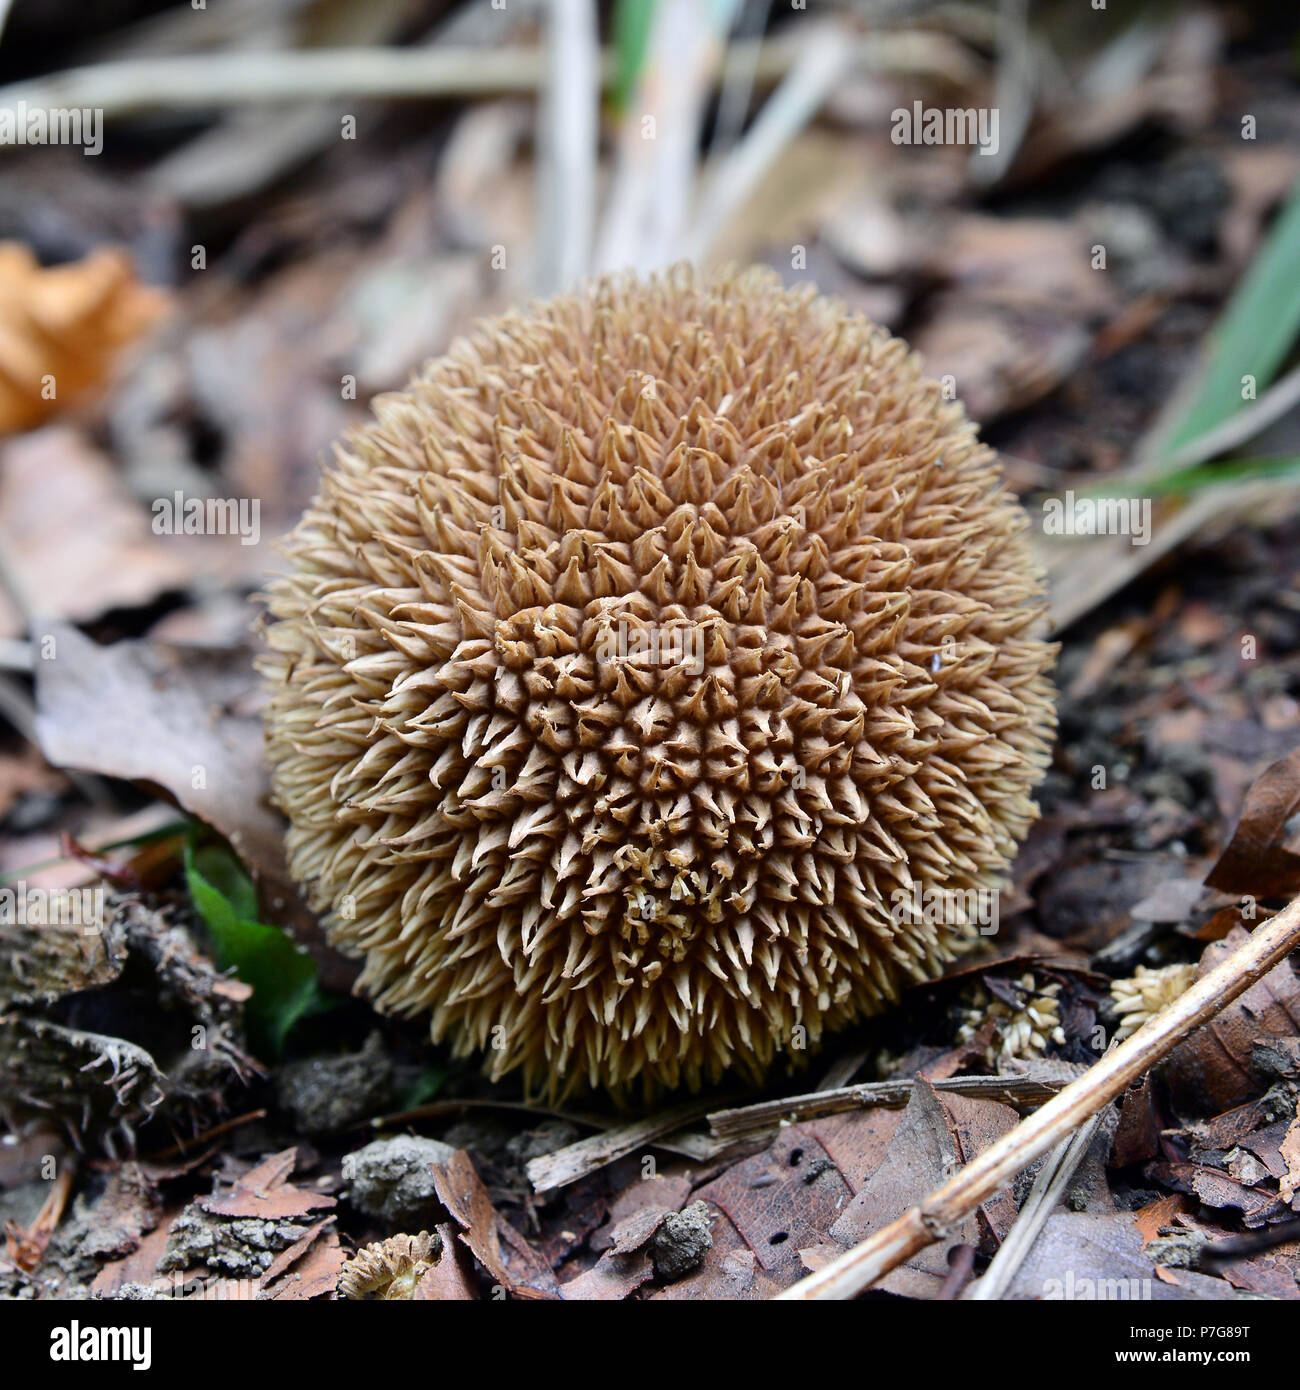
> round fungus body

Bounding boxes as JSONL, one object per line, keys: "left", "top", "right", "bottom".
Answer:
{"left": 260, "top": 264, "right": 1056, "bottom": 1098}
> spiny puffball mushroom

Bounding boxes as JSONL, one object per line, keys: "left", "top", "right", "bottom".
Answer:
{"left": 957, "top": 972, "right": 1067, "bottom": 1070}
{"left": 260, "top": 264, "right": 1056, "bottom": 1098}
{"left": 337, "top": 1231, "right": 441, "bottom": 1300}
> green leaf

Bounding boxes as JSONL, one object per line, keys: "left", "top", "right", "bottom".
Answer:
{"left": 611, "top": 0, "right": 658, "bottom": 114}
{"left": 400, "top": 1066, "right": 449, "bottom": 1109}
{"left": 184, "top": 833, "right": 332, "bottom": 1058}
{"left": 1137, "top": 454, "right": 1300, "bottom": 497}
{"left": 1158, "top": 176, "right": 1300, "bottom": 456}
{"left": 1084, "top": 454, "right": 1300, "bottom": 499}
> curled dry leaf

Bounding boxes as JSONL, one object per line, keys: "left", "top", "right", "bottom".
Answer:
{"left": 199, "top": 1148, "right": 335, "bottom": 1223}
{"left": 1163, "top": 925, "right": 1300, "bottom": 1114}
{"left": 413, "top": 1223, "right": 478, "bottom": 1301}
{"left": 431, "top": 1149, "right": 559, "bottom": 1299}
{"left": 33, "top": 624, "right": 275, "bottom": 870}
{"left": 1204, "top": 746, "right": 1300, "bottom": 899}
{"left": 0, "top": 242, "right": 168, "bottom": 434}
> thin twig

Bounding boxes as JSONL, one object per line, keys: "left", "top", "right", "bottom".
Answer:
{"left": 527, "top": 1098, "right": 719, "bottom": 1194}
{"left": 967, "top": 1104, "right": 1108, "bottom": 1299}
{"left": 1197, "top": 1215, "right": 1300, "bottom": 1269}
{"left": 367, "top": 1097, "right": 602, "bottom": 1131}
{"left": 0, "top": 32, "right": 976, "bottom": 121}
{"left": 0, "top": 47, "right": 592, "bottom": 112}
{"left": 777, "top": 895, "right": 1300, "bottom": 1299}
{"left": 707, "top": 0, "right": 776, "bottom": 161}
{"left": 684, "top": 22, "right": 853, "bottom": 263}
{"left": 708, "top": 1070, "right": 1077, "bottom": 1143}
{"left": 141, "top": 1108, "right": 267, "bottom": 1162}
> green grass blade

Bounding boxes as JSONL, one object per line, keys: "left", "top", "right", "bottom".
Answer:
{"left": 1086, "top": 454, "right": 1300, "bottom": 498}
{"left": 1159, "top": 176, "right": 1300, "bottom": 455}
{"left": 611, "top": 0, "right": 658, "bottom": 114}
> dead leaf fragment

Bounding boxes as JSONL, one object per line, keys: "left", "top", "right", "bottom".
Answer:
{"left": 828, "top": 1080, "right": 979, "bottom": 1298}
{"left": 0, "top": 242, "right": 168, "bottom": 434}
{"left": 431, "top": 1149, "right": 558, "bottom": 1299}
{"left": 1280, "top": 1103, "right": 1300, "bottom": 1207}
{"left": 1204, "top": 747, "right": 1300, "bottom": 898}
{"left": 0, "top": 428, "right": 187, "bottom": 637}
{"left": 1164, "top": 925, "right": 1300, "bottom": 1113}
{"left": 695, "top": 1125, "right": 852, "bottom": 1274}
{"left": 200, "top": 1148, "right": 335, "bottom": 1222}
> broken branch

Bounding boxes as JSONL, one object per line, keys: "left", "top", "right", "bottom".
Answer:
{"left": 777, "top": 894, "right": 1300, "bottom": 1299}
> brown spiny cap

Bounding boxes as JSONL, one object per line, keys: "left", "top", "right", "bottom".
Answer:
{"left": 260, "top": 264, "right": 1056, "bottom": 1098}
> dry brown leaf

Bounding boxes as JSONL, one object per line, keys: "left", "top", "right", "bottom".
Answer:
{"left": 1204, "top": 747, "right": 1300, "bottom": 899}
{"left": 260, "top": 1231, "right": 347, "bottom": 1301}
{"left": 695, "top": 1125, "right": 853, "bottom": 1275}
{"left": 1149, "top": 1160, "right": 1289, "bottom": 1227}
{"left": 33, "top": 624, "right": 270, "bottom": 858}
{"left": 803, "top": 1106, "right": 905, "bottom": 1193}
{"left": 825, "top": 1081, "right": 1010, "bottom": 1296}
{"left": 559, "top": 1240, "right": 656, "bottom": 1301}
{"left": 89, "top": 1218, "right": 177, "bottom": 1299}
{"left": 1113, "top": 1075, "right": 1163, "bottom": 1167}
{"left": 30, "top": 623, "right": 353, "bottom": 990}
{"left": 999, "top": 1211, "right": 1233, "bottom": 1301}
{"left": 258, "top": 1215, "right": 335, "bottom": 1287}
{"left": 1134, "top": 1193, "right": 1189, "bottom": 1246}
{"left": 1164, "top": 925, "right": 1300, "bottom": 1113}
{"left": 0, "top": 242, "right": 168, "bottom": 434}
{"left": 431, "top": 1149, "right": 558, "bottom": 1299}
{"left": 1280, "top": 1103, "right": 1300, "bottom": 1207}
{"left": 413, "top": 1222, "right": 479, "bottom": 1301}
{"left": 649, "top": 1203, "right": 798, "bottom": 1301}
{"left": 0, "top": 428, "right": 187, "bottom": 637}
{"left": 200, "top": 1148, "right": 335, "bottom": 1222}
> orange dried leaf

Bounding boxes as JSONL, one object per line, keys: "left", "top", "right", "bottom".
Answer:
{"left": 0, "top": 242, "right": 168, "bottom": 434}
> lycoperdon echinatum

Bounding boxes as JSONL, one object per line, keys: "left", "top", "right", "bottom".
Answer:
{"left": 260, "top": 264, "right": 1056, "bottom": 1098}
